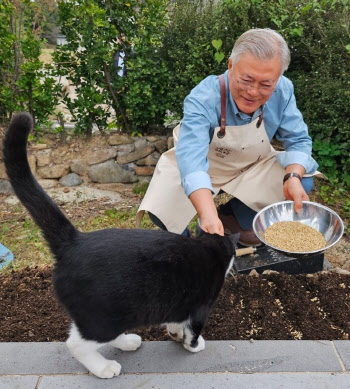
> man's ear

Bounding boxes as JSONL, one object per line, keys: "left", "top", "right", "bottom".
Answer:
{"left": 228, "top": 57, "right": 233, "bottom": 71}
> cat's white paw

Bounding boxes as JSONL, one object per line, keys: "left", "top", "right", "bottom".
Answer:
{"left": 168, "top": 331, "right": 183, "bottom": 343}
{"left": 166, "top": 323, "right": 184, "bottom": 342}
{"left": 183, "top": 335, "right": 205, "bottom": 353}
{"left": 110, "top": 334, "right": 142, "bottom": 351}
{"left": 95, "top": 360, "right": 121, "bottom": 379}
{"left": 121, "top": 334, "right": 142, "bottom": 351}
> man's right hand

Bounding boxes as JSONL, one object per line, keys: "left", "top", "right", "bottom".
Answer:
{"left": 200, "top": 215, "right": 224, "bottom": 235}
{"left": 189, "top": 188, "right": 224, "bottom": 236}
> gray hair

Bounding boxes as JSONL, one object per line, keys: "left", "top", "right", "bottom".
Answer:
{"left": 230, "top": 28, "right": 291, "bottom": 74}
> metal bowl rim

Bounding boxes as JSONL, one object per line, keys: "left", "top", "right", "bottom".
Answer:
{"left": 252, "top": 200, "right": 344, "bottom": 256}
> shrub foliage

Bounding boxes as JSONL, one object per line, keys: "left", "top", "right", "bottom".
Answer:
{"left": 0, "top": 0, "right": 349, "bottom": 183}
{"left": 0, "top": 0, "right": 59, "bottom": 128}
{"left": 161, "top": 0, "right": 350, "bottom": 184}
{"left": 54, "top": 0, "right": 169, "bottom": 135}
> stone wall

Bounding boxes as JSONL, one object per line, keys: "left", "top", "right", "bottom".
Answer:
{"left": 0, "top": 132, "right": 175, "bottom": 194}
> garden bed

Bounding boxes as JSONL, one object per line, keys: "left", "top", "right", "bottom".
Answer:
{"left": 1, "top": 266, "right": 349, "bottom": 342}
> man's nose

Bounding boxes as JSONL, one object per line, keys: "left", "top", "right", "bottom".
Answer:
{"left": 246, "top": 87, "right": 259, "bottom": 97}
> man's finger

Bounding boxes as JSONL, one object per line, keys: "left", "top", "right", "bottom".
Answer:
{"left": 294, "top": 197, "right": 303, "bottom": 213}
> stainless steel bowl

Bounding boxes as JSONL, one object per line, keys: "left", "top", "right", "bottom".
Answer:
{"left": 252, "top": 201, "right": 344, "bottom": 258}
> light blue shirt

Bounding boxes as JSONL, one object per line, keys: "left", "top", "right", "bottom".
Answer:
{"left": 175, "top": 70, "right": 319, "bottom": 197}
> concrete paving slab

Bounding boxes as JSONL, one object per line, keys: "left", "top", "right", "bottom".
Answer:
{"left": 334, "top": 341, "right": 350, "bottom": 371}
{"left": 0, "top": 340, "right": 343, "bottom": 375}
{"left": 38, "top": 372, "right": 350, "bottom": 389}
{"left": 100, "top": 340, "right": 342, "bottom": 373}
{"left": 0, "top": 343, "right": 83, "bottom": 375}
{"left": 0, "top": 375, "right": 39, "bottom": 389}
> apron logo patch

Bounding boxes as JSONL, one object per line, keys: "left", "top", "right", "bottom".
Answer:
{"left": 214, "top": 147, "right": 232, "bottom": 158}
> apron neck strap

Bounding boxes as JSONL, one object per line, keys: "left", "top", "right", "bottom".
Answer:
{"left": 218, "top": 74, "right": 226, "bottom": 138}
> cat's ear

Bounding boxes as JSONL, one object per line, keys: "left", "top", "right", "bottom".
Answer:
{"left": 223, "top": 228, "right": 232, "bottom": 236}
{"left": 227, "top": 232, "right": 240, "bottom": 247}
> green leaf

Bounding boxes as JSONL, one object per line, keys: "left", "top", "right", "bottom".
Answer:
{"left": 290, "top": 27, "right": 303, "bottom": 37}
{"left": 215, "top": 52, "right": 225, "bottom": 64}
{"left": 212, "top": 39, "right": 222, "bottom": 50}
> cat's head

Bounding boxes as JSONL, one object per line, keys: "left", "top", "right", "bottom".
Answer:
{"left": 195, "top": 222, "right": 240, "bottom": 252}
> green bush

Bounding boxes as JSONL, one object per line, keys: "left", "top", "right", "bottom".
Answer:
{"left": 119, "top": 0, "right": 170, "bottom": 133}
{"left": 161, "top": 0, "right": 350, "bottom": 184}
{"left": 291, "top": 72, "right": 350, "bottom": 184}
{"left": 282, "top": 0, "right": 350, "bottom": 182}
{"left": 0, "top": 0, "right": 59, "bottom": 127}
{"left": 54, "top": 0, "right": 169, "bottom": 135}
{"left": 1, "top": 0, "right": 348, "bottom": 184}
{"left": 161, "top": 0, "right": 228, "bottom": 115}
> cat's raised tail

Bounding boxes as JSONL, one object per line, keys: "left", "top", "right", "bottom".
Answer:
{"left": 3, "top": 112, "right": 77, "bottom": 252}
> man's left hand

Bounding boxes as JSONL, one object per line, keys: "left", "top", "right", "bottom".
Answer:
{"left": 283, "top": 177, "right": 309, "bottom": 213}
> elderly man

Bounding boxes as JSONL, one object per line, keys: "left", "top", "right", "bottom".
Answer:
{"left": 137, "top": 28, "right": 321, "bottom": 246}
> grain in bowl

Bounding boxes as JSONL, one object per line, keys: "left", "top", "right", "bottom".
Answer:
{"left": 264, "top": 221, "right": 326, "bottom": 252}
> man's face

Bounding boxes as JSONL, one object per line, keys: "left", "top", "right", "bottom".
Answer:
{"left": 227, "top": 53, "right": 282, "bottom": 115}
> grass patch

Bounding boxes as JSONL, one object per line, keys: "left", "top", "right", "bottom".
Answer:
{"left": 1, "top": 206, "right": 156, "bottom": 272}
{"left": 133, "top": 181, "right": 150, "bottom": 196}
{"left": 0, "top": 216, "right": 53, "bottom": 272}
{"left": 77, "top": 206, "right": 155, "bottom": 231}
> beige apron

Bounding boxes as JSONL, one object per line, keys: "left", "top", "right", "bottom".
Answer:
{"left": 136, "top": 117, "right": 285, "bottom": 233}
{"left": 136, "top": 75, "right": 322, "bottom": 234}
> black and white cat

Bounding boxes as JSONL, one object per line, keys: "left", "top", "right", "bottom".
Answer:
{"left": 3, "top": 113, "right": 238, "bottom": 379}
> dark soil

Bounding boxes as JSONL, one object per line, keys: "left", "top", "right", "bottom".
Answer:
{"left": 1, "top": 266, "right": 350, "bottom": 342}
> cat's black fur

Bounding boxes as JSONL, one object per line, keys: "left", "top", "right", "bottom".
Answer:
{"left": 3, "top": 112, "right": 238, "bottom": 378}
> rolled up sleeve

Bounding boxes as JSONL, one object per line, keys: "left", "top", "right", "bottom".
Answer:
{"left": 181, "top": 171, "right": 214, "bottom": 197}
{"left": 274, "top": 80, "right": 319, "bottom": 174}
{"left": 175, "top": 81, "right": 219, "bottom": 196}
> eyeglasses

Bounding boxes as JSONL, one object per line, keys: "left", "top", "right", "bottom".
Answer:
{"left": 232, "top": 72, "right": 276, "bottom": 96}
